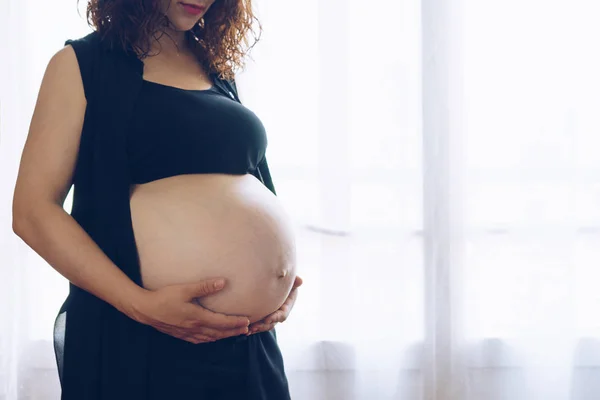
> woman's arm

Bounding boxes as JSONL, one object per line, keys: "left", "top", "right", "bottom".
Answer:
{"left": 12, "top": 46, "right": 250, "bottom": 342}
{"left": 12, "top": 45, "right": 148, "bottom": 319}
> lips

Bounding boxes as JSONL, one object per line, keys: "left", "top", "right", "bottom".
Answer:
{"left": 180, "top": 2, "right": 205, "bottom": 15}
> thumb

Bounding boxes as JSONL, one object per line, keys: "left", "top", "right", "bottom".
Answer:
{"left": 294, "top": 275, "right": 304, "bottom": 288}
{"left": 183, "top": 278, "right": 226, "bottom": 300}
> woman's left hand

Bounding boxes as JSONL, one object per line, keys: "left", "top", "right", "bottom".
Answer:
{"left": 247, "top": 275, "right": 303, "bottom": 335}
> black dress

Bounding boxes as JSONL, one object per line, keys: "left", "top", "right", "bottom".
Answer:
{"left": 53, "top": 31, "right": 290, "bottom": 399}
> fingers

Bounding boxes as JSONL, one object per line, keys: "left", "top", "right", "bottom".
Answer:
{"left": 183, "top": 326, "right": 247, "bottom": 343}
{"left": 181, "top": 333, "right": 214, "bottom": 344}
{"left": 199, "top": 325, "right": 249, "bottom": 340}
{"left": 264, "top": 289, "right": 296, "bottom": 324}
{"left": 187, "top": 330, "right": 242, "bottom": 344}
{"left": 293, "top": 275, "right": 304, "bottom": 288}
{"left": 187, "top": 304, "right": 250, "bottom": 330}
{"left": 155, "top": 327, "right": 213, "bottom": 344}
{"left": 158, "top": 324, "right": 249, "bottom": 344}
{"left": 280, "top": 292, "right": 296, "bottom": 312}
{"left": 247, "top": 309, "right": 287, "bottom": 335}
{"left": 183, "top": 278, "right": 226, "bottom": 300}
{"left": 166, "top": 275, "right": 304, "bottom": 342}
{"left": 289, "top": 282, "right": 301, "bottom": 298}
{"left": 280, "top": 283, "right": 299, "bottom": 310}
{"left": 247, "top": 278, "right": 302, "bottom": 334}
{"left": 248, "top": 321, "right": 278, "bottom": 335}
{"left": 265, "top": 310, "right": 287, "bottom": 325}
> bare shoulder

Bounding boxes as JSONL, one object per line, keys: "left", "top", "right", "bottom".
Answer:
{"left": 54, "top": 44, "right": 78, "bottom": 66}
{"left": 56, "top": 31, "right": 102, "bottom": 100}
{"left": 42, "top": 45, "right": 85, "bottom": 98}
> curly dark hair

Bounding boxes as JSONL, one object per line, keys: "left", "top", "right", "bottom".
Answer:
{"left": 82, "top": 0, "right": 261, "bottom": 80}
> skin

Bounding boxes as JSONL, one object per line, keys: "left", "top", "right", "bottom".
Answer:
{"left": 153, "top": 0, "right": 215, "bottom": 59}
{"left": 12, "top": 0, "right": 301, "bottom": 344}
{"left": 140, "top": 0, "right": 217, "bottom": 90}
{"left": 247, "top": 275, "right": 303, "bottom": 334}
{"left": 161, "top": 0, "right": 215, "bottom": 35}
{"left": 11, "top": 44, "right": 250, "bottom": 344}
{"left": 150, "top": 0, "right": 304, "bottom": 335}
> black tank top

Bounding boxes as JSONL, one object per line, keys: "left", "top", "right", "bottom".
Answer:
{"left": 127, "top": 80, "right": 268, "bottom": 184}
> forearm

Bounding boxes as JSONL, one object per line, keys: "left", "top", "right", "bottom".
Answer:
{"left": 13, "top": 203, "right": 148, "bottom": 321}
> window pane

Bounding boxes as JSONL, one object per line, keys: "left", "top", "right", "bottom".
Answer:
{"left": 463, "top": 0, "right": 600, "bottom": 341}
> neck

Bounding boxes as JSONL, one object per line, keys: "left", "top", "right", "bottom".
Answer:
{"left": 152, "top": 25, "right": 190, "bottom": 55}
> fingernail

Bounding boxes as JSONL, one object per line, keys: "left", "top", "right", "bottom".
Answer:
{"left": 213, "top": 279, "right": 225, "bottom": 289}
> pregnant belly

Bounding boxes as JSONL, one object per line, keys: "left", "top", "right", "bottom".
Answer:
{"left": 129, "top": 173, "right": 297, "bottom": 323}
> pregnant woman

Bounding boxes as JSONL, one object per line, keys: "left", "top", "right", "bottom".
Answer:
{"left": 11, "top": 0, "right": 303, "bottom": 398}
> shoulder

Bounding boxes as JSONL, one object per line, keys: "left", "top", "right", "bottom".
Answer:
{"left": 63, "top": 30, "right": 104, "bottom": 69}
{"left": 62, "top": 31, "right": 104, "bottom": 100}
{"left": 45, "top": 45, "right": 81, "bottom": 84}
{"left": 64, "top": 31, "right": 103, "bottom": 57}
{"left": 64, "top": 31, "right": 102, "bottom": 48}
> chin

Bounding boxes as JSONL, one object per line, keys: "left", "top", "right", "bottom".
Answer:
{"left": 170, "top": 20, "right": 200, "bottom": 32}
{"left": 166, "top": 1, "right": 207, "bottom": 32}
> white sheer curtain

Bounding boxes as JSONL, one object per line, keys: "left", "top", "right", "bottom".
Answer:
{"left": 2, "top": 0, "right": 600, "bottom": 399}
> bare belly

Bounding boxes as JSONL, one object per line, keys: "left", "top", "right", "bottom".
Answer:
{"left": 129, "top": 173, "right": 297, "bottom": 323}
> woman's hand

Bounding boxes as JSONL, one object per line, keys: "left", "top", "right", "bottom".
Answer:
{"left": 132, "top": 278, "right": 251, "bottom": 344}
{"left": 247, "top": 275, "right": 303, "bottom": 335}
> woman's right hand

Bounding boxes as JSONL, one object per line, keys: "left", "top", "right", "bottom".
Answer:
{"left": 132, "top": 278, "right": 250, "bottom": 344}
